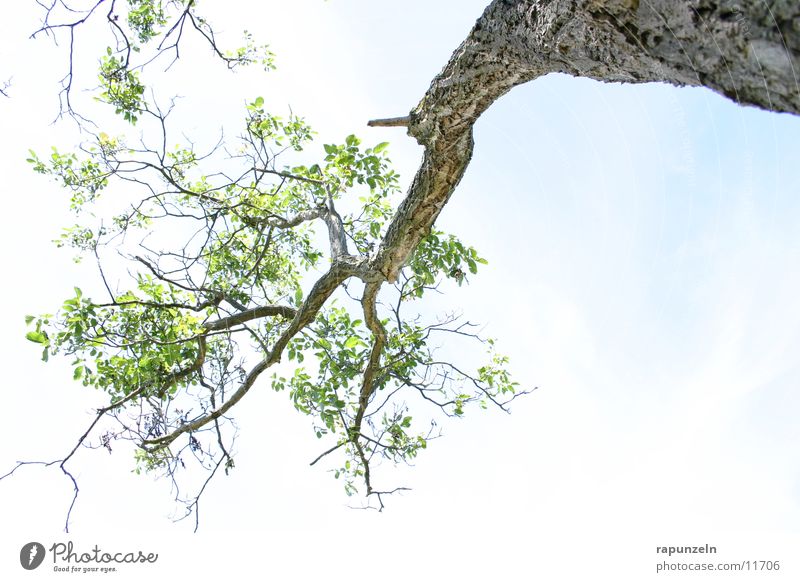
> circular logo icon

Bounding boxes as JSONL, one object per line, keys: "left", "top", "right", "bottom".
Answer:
{"left": 20, "top": 542, "right": 46, "bottom": 570}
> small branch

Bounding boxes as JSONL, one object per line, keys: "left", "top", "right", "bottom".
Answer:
{"left": 309, "top": 441, "right": 346, "bottom": 466}
{"left": 253, "top": 167, "right": 326, "bottom": 185}
{"left": 367, "top": 116, "right": 411, "bottom": 128}
{"left": 0, "top": 381, "right": 148, "bottom": 532}
{"left": 267, "top": 208, "right": 325, "bottom": 229}
{"left": 205, "top": 304, "right": 296, "bottom": 331}
{"left": 352, "top": 281, "right": 387, "bottom": 434}
{"left": 368, "top": 487, "right": 411, "bottom": 512}
{"left": 176, "top": 452, "right": 225, "bottom": 533}
{"left": 347, "top": 281, "right": 388, "bottom": 495}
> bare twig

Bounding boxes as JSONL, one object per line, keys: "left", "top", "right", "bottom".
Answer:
{"left": 367, "top": 116, "right": 411, "bottom": 128}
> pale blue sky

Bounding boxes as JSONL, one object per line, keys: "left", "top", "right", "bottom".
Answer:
{"left": 1, "top": 1, "right": 799, "bottom": 580}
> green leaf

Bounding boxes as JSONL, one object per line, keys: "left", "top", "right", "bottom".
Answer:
{"left": 26, "top": 331, "right": 48, "bottom": 344}
{"left": 25, "top": 315, "right": 35, "bottom": 325}
{"left": 344, "top": 336, "right": 362, "bottom": 350}
{"left": 373, "top": 141, "right": 389, "bottom": 154}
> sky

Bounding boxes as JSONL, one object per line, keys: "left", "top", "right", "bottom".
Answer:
{"left": 1, "top": 1, "right": 799, "bottom": 580}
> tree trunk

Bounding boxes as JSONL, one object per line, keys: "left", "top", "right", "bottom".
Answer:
{"left": 372, "top": 0, "right": 799, "bottom": 282}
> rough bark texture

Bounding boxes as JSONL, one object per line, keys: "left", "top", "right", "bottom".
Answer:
{"left": 372, "top": 0, "right": 799, "bottom": 282}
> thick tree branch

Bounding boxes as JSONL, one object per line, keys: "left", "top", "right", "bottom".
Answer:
{"left": 322, "top": 195, "right": 352, "bottom": 260}
{"left": 371, "top": 0, "right": 799, "bottom": 282}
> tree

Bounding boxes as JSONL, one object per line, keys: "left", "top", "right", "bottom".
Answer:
{"left": 3, "top": 0, "right": 798, "bottom": 531}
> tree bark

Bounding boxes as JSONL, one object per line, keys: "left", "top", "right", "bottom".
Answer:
{"left": 372, "top": 0, "right": 799, "bottom": 282}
